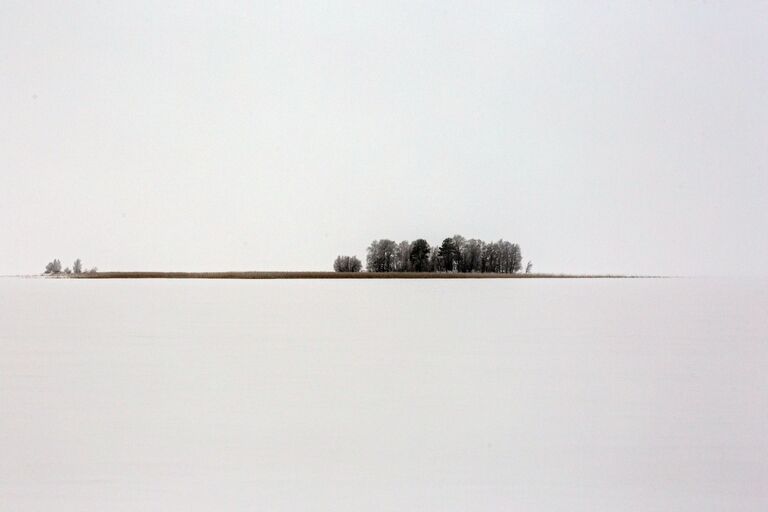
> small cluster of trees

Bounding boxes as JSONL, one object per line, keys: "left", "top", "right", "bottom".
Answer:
{"left": 44, "top": 258, "right": 97, "bottom": 275}
{"left": 334, "top": 235, "right": 530, "bottom": 273}
{"left": 333, "top": 255, "right": 362, "bottom": 272}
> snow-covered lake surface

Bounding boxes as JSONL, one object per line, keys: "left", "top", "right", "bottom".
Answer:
{"left": 1, "top": 278, "right": 766, "bottom": 511}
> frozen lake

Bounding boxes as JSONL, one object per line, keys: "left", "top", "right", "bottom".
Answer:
{"left": 1, "top": 278, "right": 766, "bottom": 511}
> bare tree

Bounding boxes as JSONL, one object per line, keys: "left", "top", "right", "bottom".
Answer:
{"left": 482, "top": 242, "right": 499, "bottom": 272}
{"left": 489, "top": 239, "right": 522, "bottom": 273}
{"left": 525, "top": 261, "right": 533, "bottom": 274}
{"left": 73, "top": 259, "right": 82, "bottom": 274}
{"left": 333, "top": 255, "right": 362, "bottom": 272}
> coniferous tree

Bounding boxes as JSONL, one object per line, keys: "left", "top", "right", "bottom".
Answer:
{"left": 438, "top": 238, "right": 459, "bottom": 272}
{"left": 409, "top": 239, "right": 431, "bottom": 272}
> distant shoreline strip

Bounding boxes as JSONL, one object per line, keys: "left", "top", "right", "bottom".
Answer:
{"left": 72, "top": 272, "right": 660, "bottom": 280}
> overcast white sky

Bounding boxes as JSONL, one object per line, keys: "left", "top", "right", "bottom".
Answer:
{"left": 2, "top": 1, "right": 766, "bottom": 275}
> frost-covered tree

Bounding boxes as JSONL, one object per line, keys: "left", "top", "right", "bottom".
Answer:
{"left": 429, "top": 246, "right": 442, "bottom": 272}
{"left": 366, "top": 239, "right": 397, "bottom": 272}
{"left": 333, "top": 255, "right": 362, "bottom": 272}
{"left": 73, "top": 259, "right": 82, "bottom": 274}
{"left": 394, "top": 240, "right": 412, "bottom": 271}
{"left": 510, "top": 243, "right": 523, "bottom": 273}
{"left": 525, "top": 261, "right": 533, "bottom": 274}
{"left": 451, "top": 234, "right": 466, "bottom": 270}
{"left": 483, "top": 240, "right": 522, "bottom": 273}
{"left": 44, "top": 259, "right": 62, "bottom": 274}
{"left": 481, "top": 242, "right": 499, "bottom": 273}
{"left": 499, "top": 240, "right": 510, "bottom": 272}
{"left": 461, "top": 239, "right": 484, "bottom": 272}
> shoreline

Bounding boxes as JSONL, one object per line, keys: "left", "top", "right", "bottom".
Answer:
{"left": 69, "top": 271, "right": 661, "bottom": 280}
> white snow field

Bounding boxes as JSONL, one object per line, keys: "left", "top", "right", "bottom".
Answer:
{"left": 1, "top": 278, "right": 766, "bottom": 511}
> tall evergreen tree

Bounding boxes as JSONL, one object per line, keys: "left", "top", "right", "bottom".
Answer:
{"left": 438, "top": 238, "right": 459, "bottom": 272}
{"left": 409, "top": 239, "right": 431, "bottom": 272}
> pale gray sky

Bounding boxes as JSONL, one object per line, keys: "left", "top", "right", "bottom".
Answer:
{"left": 2, "top": 1, "right": 766, "bottom": 275}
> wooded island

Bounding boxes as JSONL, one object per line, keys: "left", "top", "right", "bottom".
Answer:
{"left": 336, "top": 235, "right": 531, "bottom": 274}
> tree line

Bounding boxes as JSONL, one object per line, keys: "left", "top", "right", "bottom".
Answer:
{"left": 334, "top": 235, "right": 530, "bottom": 273}
{"left": 44, "top": 258, "right": 97, "bottom": 275}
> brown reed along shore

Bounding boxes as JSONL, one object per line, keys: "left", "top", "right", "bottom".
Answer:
{"left": 73, "top": 271, "right": 653, "bottom": 279}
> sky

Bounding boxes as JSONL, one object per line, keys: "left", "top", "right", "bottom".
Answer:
{"left": 2, "top": 1, "right": 767, "bottom": 275}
